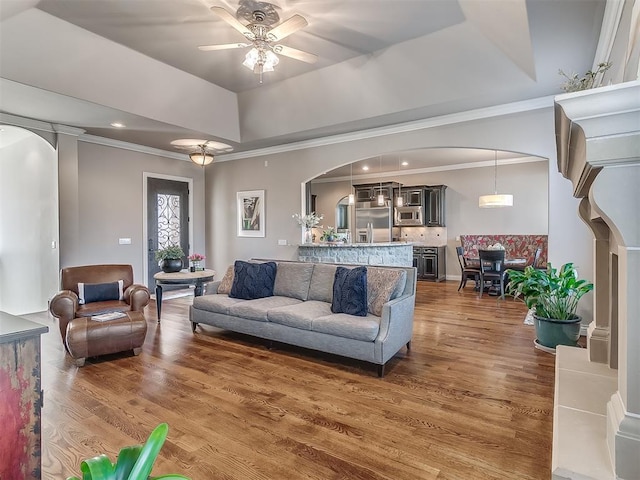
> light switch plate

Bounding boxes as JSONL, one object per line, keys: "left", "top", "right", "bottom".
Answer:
{"left": 278, "top": 239, "right": 287, "bottom": 246}
{"left": 119, "top": 238, "right": 132, "bottom": 245}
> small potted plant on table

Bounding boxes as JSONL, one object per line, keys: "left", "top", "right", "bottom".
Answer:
{"left": 506, "top": 262, "right": 593, "bottom": 350}
{"left": 155, "top": 245, "right": 185, "bottom": 273}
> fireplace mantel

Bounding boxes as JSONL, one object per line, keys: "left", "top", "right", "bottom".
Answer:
{"left": 553, "top": 81, "right": 640, "bottom": 479}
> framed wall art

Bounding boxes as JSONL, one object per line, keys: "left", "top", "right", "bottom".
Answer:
{"left": 237, "top": 190, "right": 265, "bottom": 237}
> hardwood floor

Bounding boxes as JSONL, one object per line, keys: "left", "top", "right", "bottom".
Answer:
{"left": 27, "top": 280, "right": 555, "bottom": 479}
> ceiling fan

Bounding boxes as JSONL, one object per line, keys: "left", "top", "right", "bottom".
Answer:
{"left": 171, "top": 139, "right": 233, "bottom": 166}
{"left": 199, "top": 1, "right": 317, "bottom": 82}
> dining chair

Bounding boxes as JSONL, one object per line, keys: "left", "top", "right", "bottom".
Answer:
{"left": 532, "top": 247, "right": 543, "bottom": 269}
{"left": 478, "top": 249, "right": 507, "bottom": 299}
{"left": 456, "top": 246, "right": 481, "bottom": 291}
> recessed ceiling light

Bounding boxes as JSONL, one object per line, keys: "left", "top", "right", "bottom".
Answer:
{"left": 362, "top": 165, "right": 369, "bottom": 171}
{"left": 110, "top": 122, "right": 126, "bottom": 128}
{"left": 401, "top": 161, "right": 409, "bottom": 166}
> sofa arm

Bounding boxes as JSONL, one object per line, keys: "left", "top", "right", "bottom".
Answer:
{"left": 374, "top": 294, "right": 416, "bottom": 363}
{"left": 124, "top": 284, "right": 150, "bottom": 311}
{"left": 204, "top": 280, "right": 221, "bottom": 295}
{"left": 49, "top": 290, "right": 79, "bottom": 340}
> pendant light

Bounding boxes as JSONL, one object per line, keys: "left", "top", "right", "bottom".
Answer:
{"left": 479, "top": 150, "right": 513, "bottom": 208}
{"left": 348, "top": 163, "right": 355, "bottom": 205}
{"left": 377, "top": 156, "right": 385, "bottom": 206}
{"left": 396, "top": 157, "right": 404, "bottom": 207}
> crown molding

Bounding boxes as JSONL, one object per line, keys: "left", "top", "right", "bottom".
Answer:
{"left": 53, "top": 124, "right": 85, "bottom": 136}
{"left": 311, "top": 156, "right": 547, "bottom": 184}
{"left": 0, "top": 112, "right": 55, "bottom": 133}
{"left": 218, "top": 95, "right": 555, "bottom": 162}
{"left": 80, "top": 134, "right": 189, "bottom": 161}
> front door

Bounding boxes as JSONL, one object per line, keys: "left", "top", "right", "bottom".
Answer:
{"left": 147, "top": 178, "right": 189, "bottom": 289}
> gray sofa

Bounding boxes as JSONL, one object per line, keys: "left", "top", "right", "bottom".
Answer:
{"left": 189, "top": 261, "right": 417, "bottom": 377}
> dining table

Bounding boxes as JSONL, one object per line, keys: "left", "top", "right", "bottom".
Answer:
{"left": 464, "top": 254, "right": 529, "bottom": 295}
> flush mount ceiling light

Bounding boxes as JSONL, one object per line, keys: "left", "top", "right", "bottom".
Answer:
{"left": 362, "top": 165, "right": 369, "bottom": 171}
{"left": 198, "top": 2, "right": 317, "bottom": 84}
{"left": 170, "top": 139, "right": 233, "bottom": 167}
{"left": 479, "top": 150, "right": 513, "bottom": 208}
{"left": 110, "top": 122, "right": 126, "bottom": 128}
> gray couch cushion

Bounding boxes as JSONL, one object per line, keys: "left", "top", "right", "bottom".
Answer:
{"left": 307, "top": 263, "right": 338, "bottom": 303}
{"left": 312, "top": 313, "right": 380, "bottom": 342}
{"left": 228, "top": 296, "right": 302, "bottom": 322}
{"left": 268, "top": 300, "right": 332, "bottom": 330}
{"left": 193, "top": 294, "right": 244, "bottom": 315}
{"left": 273, "top": 262, "right": 314, "bottom": 300}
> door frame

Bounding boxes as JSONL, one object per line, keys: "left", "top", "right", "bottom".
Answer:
{"left": 142, "top": 172, "right": 193, "bottom": 289}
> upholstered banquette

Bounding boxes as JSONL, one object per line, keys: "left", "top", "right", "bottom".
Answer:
{"left": 190, "top": 260, "right": 417, "bottom": 377}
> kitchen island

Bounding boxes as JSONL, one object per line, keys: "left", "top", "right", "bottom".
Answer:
{"left": 298, "top": 242, "right": 413, "bottom": 267}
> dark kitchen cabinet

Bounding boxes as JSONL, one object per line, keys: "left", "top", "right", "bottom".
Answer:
{"left": 413, "top": 246, "right": 446, "bottom": 281}
{"left": 424, "top": 185, "right": 446, "bottom": 226}
{"left": 354, "top": 183, "right": 397, "bottom": 203}
{"left": 394, "top": 188, "right": 423, "bottom": 207}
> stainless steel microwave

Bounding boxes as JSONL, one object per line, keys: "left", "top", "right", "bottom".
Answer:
{"left": 394, "top": 206, "right": 423, "bottom": 226}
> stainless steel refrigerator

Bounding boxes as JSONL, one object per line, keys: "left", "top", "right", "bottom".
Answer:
{"left": 355, "top": 202, "right": 392, "bottom": 243}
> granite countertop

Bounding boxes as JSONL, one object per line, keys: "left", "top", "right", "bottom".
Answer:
{"left": 298, "top": 242, "right": 413, "bottom": 247}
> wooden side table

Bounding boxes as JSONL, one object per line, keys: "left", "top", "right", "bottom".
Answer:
{"left": 153, "top": 269, "right": 215, "bottom": 321}
{"left": 0, "top": 311, "right": 49, "bottom": 480}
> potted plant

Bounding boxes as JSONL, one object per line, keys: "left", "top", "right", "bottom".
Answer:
{"left": 320, "top": 226, "right": 337, "bottom": 243}
{"left": 67, "top": 423, "right": 189, "bottom": 480}
{"left": 155, "top": 245, "right": 185, "bottom": 273}
{"left": 188, "top": 253, "right": 205, "bottom": 272}
{"left": 506, "top": 262, "right": 593, "bottom": 350}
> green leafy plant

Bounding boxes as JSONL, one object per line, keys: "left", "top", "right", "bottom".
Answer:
{"left": 506, "top": 263, "right": 593, "bottom": 320}
{"left": 320, "top": 226, "right": 337, "bottom": 241}
{"left": 155, "top": 245, "right": 185, "bottom": 262}
{"left": 67, "top": 423, "right": 189, "bottom": 480}
{"left": 558, "top": 62, "right": 612, "bottom": 92}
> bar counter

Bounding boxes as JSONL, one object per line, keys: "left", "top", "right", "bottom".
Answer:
{"left": 297, "top": 242, "right": 413, "bottom": 267}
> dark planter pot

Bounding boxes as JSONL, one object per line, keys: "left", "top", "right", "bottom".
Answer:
{"left": 533, "top": 313, "right": 582, "bottom": 349}
{"left": 160, "top": 258, "right": 183, "bottom": 273}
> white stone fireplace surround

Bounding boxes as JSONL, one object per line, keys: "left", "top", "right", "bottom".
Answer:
{"left": 553, "top": 81, "right": 640, "bottom": 479}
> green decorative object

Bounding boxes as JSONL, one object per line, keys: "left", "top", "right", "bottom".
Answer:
{"left": 155, "top": 245, "right": 185, "bottom": 262}
{"left": 155, "top": 245, "right": 185, "bottom": 273}
{"left": 506, "top": 263, "right": 593, "bottom": 349}
{"left": 558, "top": 62, "right": 612, "bottom": 92}
{"left": 67, "top": 423, "right": 190, "bottom": 480}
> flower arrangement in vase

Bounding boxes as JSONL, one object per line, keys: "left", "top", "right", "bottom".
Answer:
{"left": 292, "top": 212, "right": 324, "bottom": 244}
{"left": 188, "top": 253, "right": 205, "bottom": 272}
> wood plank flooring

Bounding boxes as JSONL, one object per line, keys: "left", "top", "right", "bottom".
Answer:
{"left": 26, "top": 280, "right": 556, "bottom": 479}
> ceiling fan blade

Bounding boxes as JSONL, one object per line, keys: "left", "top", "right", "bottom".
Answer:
{"left": 210, "top": 6, "right": 254, "bottom": 40}
{"left": 267, "top": 14, "right": 308, "bottom": 41}
{"left": 273, "top": 44, "right": 317, "bottom": 64}
{"left": 198, "top": 42, "right": 250, "bottom": 51}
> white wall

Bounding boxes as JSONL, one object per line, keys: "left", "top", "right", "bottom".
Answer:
{"left": 311, "top": 159, "right": 549, "bottom": 278}
{"left": 66, "top": 141, "right": 208, "bottom": 285}
{"left": 0, "top": 126, "right": 58, "bottom": 314}
{"left": 206, "top": 106, "right": 594, "bottom": 322}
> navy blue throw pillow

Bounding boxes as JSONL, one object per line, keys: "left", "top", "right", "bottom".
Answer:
{"left": 78, "top": 280, "right": 124, "bottom": 305}
{"left": 229, "top": 261, "right": 277, "bottom": 300}
{"left": 331, "top": 266, "right": 368, "bottom": 317}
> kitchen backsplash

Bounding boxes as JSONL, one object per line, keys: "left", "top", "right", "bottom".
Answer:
{"left": 399, "top": 226, "right": 447, "bottom": 246}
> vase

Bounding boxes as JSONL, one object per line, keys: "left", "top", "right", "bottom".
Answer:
{"left": 161, "top": 258, "right": 182, "bottom": 273}
{"left": 304, "top": 227, "right": 313, "bottom": 244}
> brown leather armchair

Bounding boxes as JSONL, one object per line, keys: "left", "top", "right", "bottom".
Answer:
{"left": 49, "top": 264, "right": 150, "bottom": 365}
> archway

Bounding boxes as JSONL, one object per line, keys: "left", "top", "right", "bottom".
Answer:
{"left": 0, "top": 125, "right": 59, "bottom": 314}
